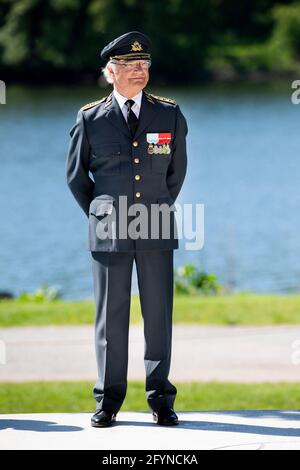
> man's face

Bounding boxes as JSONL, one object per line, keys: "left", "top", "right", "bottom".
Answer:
{"left": 109, "top": 59, "right": 150, "bottom": 96}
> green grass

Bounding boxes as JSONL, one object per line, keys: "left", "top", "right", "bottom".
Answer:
{"left": 0, "top": 381, "right": 300, "bottom": 414}
{"left": 1, "top": 293, "right": 300, "bottom": 327}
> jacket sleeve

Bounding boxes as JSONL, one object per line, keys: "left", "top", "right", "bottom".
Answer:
{"left": 166, "top": 105, "right": 188, "bottom": 203}
{"left": 65, "top": 109, "right": 94, "bottom": 218}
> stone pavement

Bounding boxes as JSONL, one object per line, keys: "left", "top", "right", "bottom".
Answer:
{"left": 1, "top": 411, "right": 300, "bottom": 450}
{"left": 1, "top": 324, "right": 300, "bottom": 382}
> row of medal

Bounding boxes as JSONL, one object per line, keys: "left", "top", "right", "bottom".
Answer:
{"left": 147, "top": 143, "right": 171, "bottom": 155}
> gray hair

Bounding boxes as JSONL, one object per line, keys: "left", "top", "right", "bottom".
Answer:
{"left": 101, "top": 60, "right": 115, "bottom": 84}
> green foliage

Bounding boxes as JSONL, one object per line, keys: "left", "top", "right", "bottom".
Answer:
{"left": 1, "top": 0, "right": 298, "bottom": 81}
{"left": 207, "top": 2, "right": 300, "bottom": 76}
{"left": 268, "top": 2, "right": 300, "bottom": 71}
{"left": 206, "top": 43, "right": 271, "bottom": 80}
{"left": 174, "top": 263, "right": 223, "bottom": 295}
{"left": 16, "top": 284, "right": 62, "bottom": 302}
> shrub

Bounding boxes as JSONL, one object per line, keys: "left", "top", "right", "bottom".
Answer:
{"left": 16, "top": 284, "right": 61, "bottom": 302}
{"left": 174, "top": 264, "right": 223, "bottom": 295}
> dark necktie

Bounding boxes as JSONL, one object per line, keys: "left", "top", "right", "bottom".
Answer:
{"left": 125, "top": 99, "right": 139, "bottom": 137}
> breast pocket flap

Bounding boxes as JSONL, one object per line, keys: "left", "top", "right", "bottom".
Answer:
{"left": 92, "top": 143, "right": 121, "bottom": 156}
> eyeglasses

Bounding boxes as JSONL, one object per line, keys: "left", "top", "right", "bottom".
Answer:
{"left": 111, "top": 60, "right": 151, "bottom": 71}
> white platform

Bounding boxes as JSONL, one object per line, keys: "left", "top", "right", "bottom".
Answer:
{"left": 1, "top": 411, "right": 300, "bottom": 450}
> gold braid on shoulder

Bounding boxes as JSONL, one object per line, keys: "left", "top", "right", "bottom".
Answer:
{"left": 80, "top": 95, "right": 108, "bottom": 111}
{"left": 145, "top": 92, "right": 176, "bottom": 105}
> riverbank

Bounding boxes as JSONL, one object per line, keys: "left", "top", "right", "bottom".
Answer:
{"left": 1, "top": 293, "right": 300, "bottom": 327}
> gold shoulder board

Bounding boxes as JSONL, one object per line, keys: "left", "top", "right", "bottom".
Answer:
{"left": 80, "top": 96, "right": 107, "bottom": 111}
{"left": 149, "top": 94, "right": 176, "bottom": 105}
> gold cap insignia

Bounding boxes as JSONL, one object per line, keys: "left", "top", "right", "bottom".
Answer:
{"left": 131, "top": 41, "right": 143, "bottom": 51}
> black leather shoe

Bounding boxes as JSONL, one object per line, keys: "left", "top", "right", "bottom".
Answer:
{"left": 152, "top": 407, "right": 179, "bottom": 426}
{"left": 91, "top": 409, "right": 117, "bottom": 427}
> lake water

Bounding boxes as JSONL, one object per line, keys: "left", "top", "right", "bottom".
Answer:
{"left": 0, "top": 82, "right": 299, "bottom": 299}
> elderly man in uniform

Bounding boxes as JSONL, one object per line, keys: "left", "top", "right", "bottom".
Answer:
{"left": 66, "top": 31, "right": 188, "bottom": 427}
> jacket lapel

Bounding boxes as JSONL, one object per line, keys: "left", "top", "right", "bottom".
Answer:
{"left": 104, "top": 92, "right": 131, "bottom": 139}
{"left": 104, "top": 90, "right": 157, "bottom": 140}
{"left": 133, "top": 90, "right": 157, "bottom": 139}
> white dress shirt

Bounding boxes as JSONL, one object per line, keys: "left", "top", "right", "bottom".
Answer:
{"left": 113, "top": 88, "right": 142, "bottom": 122}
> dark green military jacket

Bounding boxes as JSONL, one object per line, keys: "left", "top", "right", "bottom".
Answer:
{"left": 66, "top": 89, "right": 188, "bottom": 252}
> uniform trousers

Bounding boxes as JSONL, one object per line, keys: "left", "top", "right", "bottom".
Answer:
{"left": 90, "top": 249, "right": 177, "bottom": 413}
